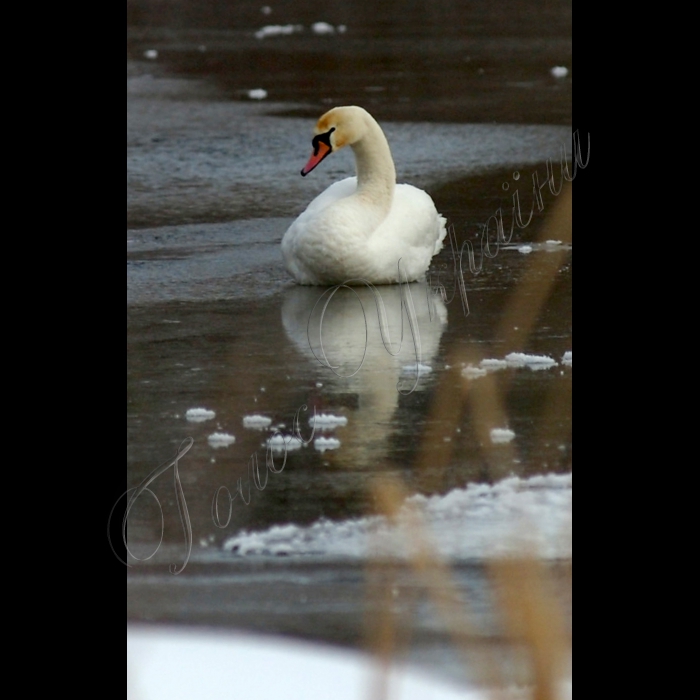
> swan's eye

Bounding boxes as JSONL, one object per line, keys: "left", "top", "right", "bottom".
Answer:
{"left": 312, "top": 128, "right": 336, "bottom": 156}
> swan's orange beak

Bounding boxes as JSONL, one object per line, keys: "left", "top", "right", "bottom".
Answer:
{"left": 301, "top": 141, "right": 332, "bottom": 177}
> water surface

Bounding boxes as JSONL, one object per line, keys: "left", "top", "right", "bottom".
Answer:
{"left": 126, "top": 1, "right": 574, "bottom": 688}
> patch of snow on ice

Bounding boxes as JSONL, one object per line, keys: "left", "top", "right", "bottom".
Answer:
{"left": 186, "top": 408, "right": 217, "bottom": 423}
{"left": 480, "top": 359, "right": 509, "bottom": 372}
{"left": 243, "top": 415, "right": 273, "bottom": 430}
{"left": 223, "top": 473, "right": 573, "bottom": 560}
{"left": 310, "top": 414, "right": 349, "bottom": 430}
{"left": 551, "top": 66, "right": 569, "bottom": 78}
{"left": 476, "top": 356, "right": 559, "bottom": 374}
{"left": 267, "top": 435, "right": 304, "bottom": 452}
{"left": 208, "top": 433, "right": 236, "bottom": 449}
{"left": 312, "top": 22, "right": 336, "bottom": 35}
{"left": 462, "top": 365, "right": 488, "bottom": 380}
{"left": 315, "top": 437, "right": 341, "bottom": 453}
{"left": 403, "top": 363, "right": 433, "bottom": 375}
{"left": 506, "top": 353, "right": 558, "bottom": 370}
{"left": 247, "top": 89, "right": 268, "bottom": 100}
{"left": 491, "top": 428, "right": 516, "bottom": 445}
{"left": 255, "top": 24, "right": 303, "bottom": 39}
{"left": 562, "top": 352, "right": 573, "bottom": 367}
{"left": 505, "top": 241, "right": 571, "bottom": 254}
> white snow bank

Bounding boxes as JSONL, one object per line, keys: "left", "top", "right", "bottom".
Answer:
{"left": 224, "top": 473, "right": 572, "bottom": 560}
{"left": 128, "top": 626, "right": 569, "bottom": 700}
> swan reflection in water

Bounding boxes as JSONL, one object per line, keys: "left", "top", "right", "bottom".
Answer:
{"left": 282, "top": 282, "right": 448, "bottom": 469}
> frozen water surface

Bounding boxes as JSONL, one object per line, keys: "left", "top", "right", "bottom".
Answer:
{"left": 127, "top": 0, "right": 573, "bottom": 692}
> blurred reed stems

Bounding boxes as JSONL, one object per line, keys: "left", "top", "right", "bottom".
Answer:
{"left": 365, "top": 185, "right": 572, "bottom": 699}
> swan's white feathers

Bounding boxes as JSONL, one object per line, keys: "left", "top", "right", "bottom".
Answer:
{"left": 282, "top": 107, "right": 448, "bottom": 286}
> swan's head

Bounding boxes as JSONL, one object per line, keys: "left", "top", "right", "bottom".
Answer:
{"left": 301, "top": 106, "right": 370, "bottom": 177}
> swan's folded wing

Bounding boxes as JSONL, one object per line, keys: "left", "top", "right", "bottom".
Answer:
{"left": 367, "top": 184, "right": 447, "bottom": 281}
{"left": 392, "top": 184, "right": 446, "bottom": 249}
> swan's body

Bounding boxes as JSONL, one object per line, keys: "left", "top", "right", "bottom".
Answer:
{"left": 282, "top": 107, "right": 447, "bottom": 286}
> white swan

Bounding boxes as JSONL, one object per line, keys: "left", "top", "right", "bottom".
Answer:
{"left": 282, "top": 106, "right": 447, "bottom": 286}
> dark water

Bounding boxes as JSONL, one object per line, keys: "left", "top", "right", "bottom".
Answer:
{"left": 127, "top": 0, "right": 572, "bottom": 125}
{"left": 127, "top": 0, "right": 574, "bottom": 689}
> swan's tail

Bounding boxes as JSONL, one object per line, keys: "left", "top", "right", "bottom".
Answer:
{"left": 434, "top": 215, "right": 448, "bottom": 256}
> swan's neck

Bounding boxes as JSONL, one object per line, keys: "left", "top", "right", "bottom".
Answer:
{"left": 351, "top": 118, "right": 397, "bottom": 214}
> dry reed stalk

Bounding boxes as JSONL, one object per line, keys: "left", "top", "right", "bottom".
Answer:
{"left": 367, "top": 476, "right": 506, "bottom": 698}
{"left": 496, "top": 185, "right": 572, "bottom": 355}
{"left": 365, "top": 183, "right": 572, "bottom": 699}
{"left": 489, "top": 557, "right": 570, "bottom": 700}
